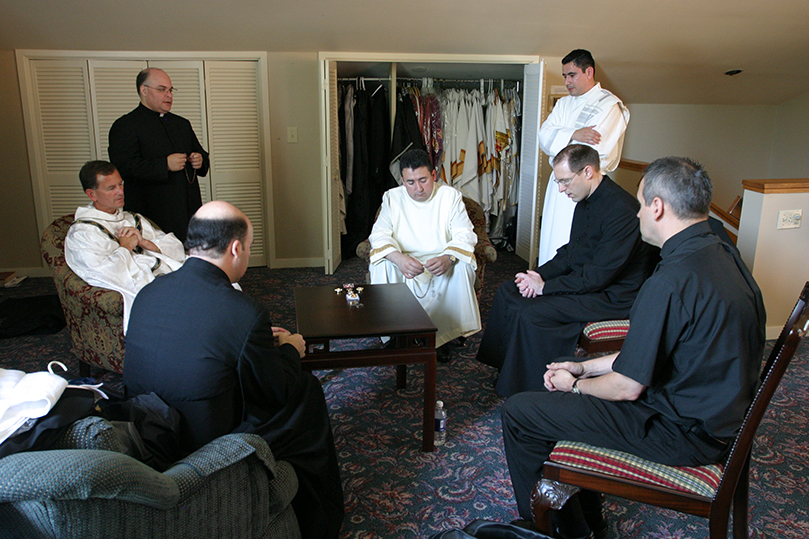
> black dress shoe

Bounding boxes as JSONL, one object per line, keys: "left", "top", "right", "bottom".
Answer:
{"left": 436, "top": 344, "right": 453, "bottom": 363}
{"left": 448, "top": 336, "right": 467, "bottom": 348}
{"left": 554, "top": 528, "right": 594, "bottom": 539}
{"left": 589, "top": 522, "right": 607, "bottom": 539}
{"left": 509, "top": 519, "right": 541, "bottom": 532}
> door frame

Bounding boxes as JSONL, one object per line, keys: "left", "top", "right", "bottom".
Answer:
{"left": 318, "top": 51, "right": 541, "bottom": 274}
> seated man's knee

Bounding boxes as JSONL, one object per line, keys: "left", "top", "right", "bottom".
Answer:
{"left": 502, "top": 392, "right": 536, "bottom": 429}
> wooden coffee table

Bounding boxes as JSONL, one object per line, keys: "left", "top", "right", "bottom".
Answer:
{"left": 295, "top": 283, "right": 437, "bottom": 451}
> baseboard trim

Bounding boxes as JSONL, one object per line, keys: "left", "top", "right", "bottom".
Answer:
{"left": 1, "top": 266, "right": 51, "bottom": 279}
{"left": 766, "top": 325, "right": 784, "bottom": 340}
{"left": 267, "top": 257, "right": 324, "bottom": 269}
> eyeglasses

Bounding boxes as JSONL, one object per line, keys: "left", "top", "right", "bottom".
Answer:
{"left": 143, "top": 85, "right": 176, "bottom": 95}
{"left": 553, "top": 166, "right": 586, "bottom": 187}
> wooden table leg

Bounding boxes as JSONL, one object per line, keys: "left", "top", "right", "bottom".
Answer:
{"left": 396, "top": 364, "right": 406, "bottom": 389}
{"left": 422, "top": 350, "right": 436, "bottom": 452}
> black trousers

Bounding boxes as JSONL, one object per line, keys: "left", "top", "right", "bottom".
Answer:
{"left": 477, "top": 282, "right": 631, "bottom": 397}
{"left": 501, "top": 389, "right": 730, "bottom": 519}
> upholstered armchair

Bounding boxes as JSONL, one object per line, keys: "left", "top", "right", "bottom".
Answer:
{"left": 0, "top": 416, "right": 301, "bottom": 539}
{"left": 356, "top": 196, "right": 498, "bottom": 299}
{"left": 41, "top": 214, "right": 125, "bottom": 375}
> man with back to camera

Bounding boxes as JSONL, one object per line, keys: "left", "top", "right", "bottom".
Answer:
{"left": 368, "top": 148, "right": 481, "bottom": 362}
{"left": 108, "top": 67, "right": 209, "bottom": 242}
{"left": 64, "top": 160, "right": 185, "bottom": 332}
{"left": 502, "top": 157, "right": 766, "bottom": 539}
{"left": 538, "top": 49, "right": 630, "bottom": 266}
{"left": 124, "top": 201, "right": 344, "bottom": 539}
{"left": 476, "top": 144, "right": 653, "bottom": 397}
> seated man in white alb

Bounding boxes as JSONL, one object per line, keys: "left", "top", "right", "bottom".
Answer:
{"left": 65, "top": 160, "right": 186, "bottom": 332}
{"left": 369, "top": 149, "right": 481, "bottom": 361}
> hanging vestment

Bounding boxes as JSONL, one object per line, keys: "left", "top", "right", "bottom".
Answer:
{"left": 456, "top": 91, "right": 487, "bottom": 209}
{"left": 438, "top": 89, "right": 459, "bottom": 184}
{"left": 341, "top": 88, "right": 371, "bottom": 258}
{"left": 367, "top": 85, "right": 395, "bottom": 222}
{"left": 341, "top": 84, "right": 355, "bottom": 194}
{"left": 390, "top": 91, "right": 427, "bottom": 185}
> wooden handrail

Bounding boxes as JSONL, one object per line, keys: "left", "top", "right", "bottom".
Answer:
{"left": 710, "top": 202, "right": 740, "bottom": 230}
{"left": 617, "top": 158, "right": 647, "bottom": 172}
{"left": 742, "top": 178, "right": 809, "bottom": 194}
{"left": 618, "top": 158, "right": 741, "bottom": 231}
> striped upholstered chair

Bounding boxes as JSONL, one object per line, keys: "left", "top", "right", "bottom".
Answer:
{"left": 531, "top": 281, "right": 809, "bottom": 539}
{"left": 576, "top": 319, "right": 630, "bottom": 356}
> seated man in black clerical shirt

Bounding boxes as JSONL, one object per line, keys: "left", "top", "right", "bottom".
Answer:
{"left": 124, "top": 201, "right": 343, "bottom": 539}
{"left": 502, "top": 157, "right": 766, "bottom": 539}
{"left": 476, "top": 144, "right": 654, "bottom": 397}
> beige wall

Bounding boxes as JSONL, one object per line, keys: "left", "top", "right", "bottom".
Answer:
{"left": 266, "top": 52, "right": 323, "bottom": 263}
{"left": 738, "top": 189, "right": 809, "bottom": 339}
{"left": 621, "top": 103, "right": 777, "bottom": 211}
{"left": 767, "top": 92, "right": 809, "bottom": 178}
{"left": 0, "top": 50, "right": 42, "bottom": 272}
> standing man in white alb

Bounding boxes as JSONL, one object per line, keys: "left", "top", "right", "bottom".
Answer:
{"left": 538, "top": 49, "right": 630, "bottom": 265}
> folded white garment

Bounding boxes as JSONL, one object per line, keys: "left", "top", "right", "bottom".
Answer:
{"left": 0, "top": 367, "right": 68, "bottom": 445}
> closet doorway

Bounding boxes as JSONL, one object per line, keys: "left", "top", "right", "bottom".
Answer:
{"left": 318, "top": 53, "right": 546, "bottom": 274}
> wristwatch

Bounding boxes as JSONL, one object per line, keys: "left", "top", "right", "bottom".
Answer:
{"left": 447, "top": 255, "right": 458, "bottom": 265}
{"left": 572, "top": 379, "right": 581, "bottom": 395}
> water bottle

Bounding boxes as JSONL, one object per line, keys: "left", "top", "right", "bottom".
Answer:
{"left": 435, "top": 400, "right": 447, "bottom": 446}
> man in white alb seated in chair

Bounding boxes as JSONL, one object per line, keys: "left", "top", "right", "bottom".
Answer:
{"left": 368, "top": 149, "right": 481, "bottom": 362}
{"left": 64, "top": 160, "right": 186, "bottom": 332}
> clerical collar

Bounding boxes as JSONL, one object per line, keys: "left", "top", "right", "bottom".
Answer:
{"left": 660, "top": 220, "right": 713, "bottom": 258}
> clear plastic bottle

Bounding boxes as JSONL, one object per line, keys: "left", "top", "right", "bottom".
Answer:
{"left": 435, "top": 400, "right": 447, "bottom": 446}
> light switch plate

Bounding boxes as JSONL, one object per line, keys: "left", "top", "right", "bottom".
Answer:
{"left": 777, "top": 209, "right": 802, "bottom": 230}
{"left": 287, "top": 127, "right": 298, "bottom": 143}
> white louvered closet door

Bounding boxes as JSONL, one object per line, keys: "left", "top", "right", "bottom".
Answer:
{"left": 516, "top": 61, "right": 545, "bottom": 266}
{"left": 326, "top": 60, "right": 342, "bottom": 274}
{"left": 148, "top": 60, "right": 211, "bottom": 204}
{"left": 88, "top": 60, "right": 147, "bottom": 162}
{"left": 204, "top": 60, "right": 267, "bottom": 266}
{"left": 27, "top": 59, "right": 97, "bottom": 224}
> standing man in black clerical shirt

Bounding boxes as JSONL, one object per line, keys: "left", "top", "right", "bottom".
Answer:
{"left": 109, "top": 67, "right": 209, "bottom": 242}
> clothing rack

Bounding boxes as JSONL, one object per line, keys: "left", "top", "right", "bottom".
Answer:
{"left": 337, "top": 77, "right": 390, "bottom": 82}
{"left": 398, "top": 77, "right": 520, "bottom": 94}
{"left": 338, "top": 76, "right": 520, "bottom": 93}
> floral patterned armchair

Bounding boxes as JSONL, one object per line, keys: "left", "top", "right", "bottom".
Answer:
{"left": 40, "top": 214, "right": 125, "bottom": 375}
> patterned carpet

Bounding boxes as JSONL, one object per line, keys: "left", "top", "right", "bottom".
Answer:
{"left": 1, "top": 250, "right": 807, "bottom": 539}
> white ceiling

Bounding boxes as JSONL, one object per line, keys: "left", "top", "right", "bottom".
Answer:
{"left": 3, "top": 0, "right": 807, "bottom": 105}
